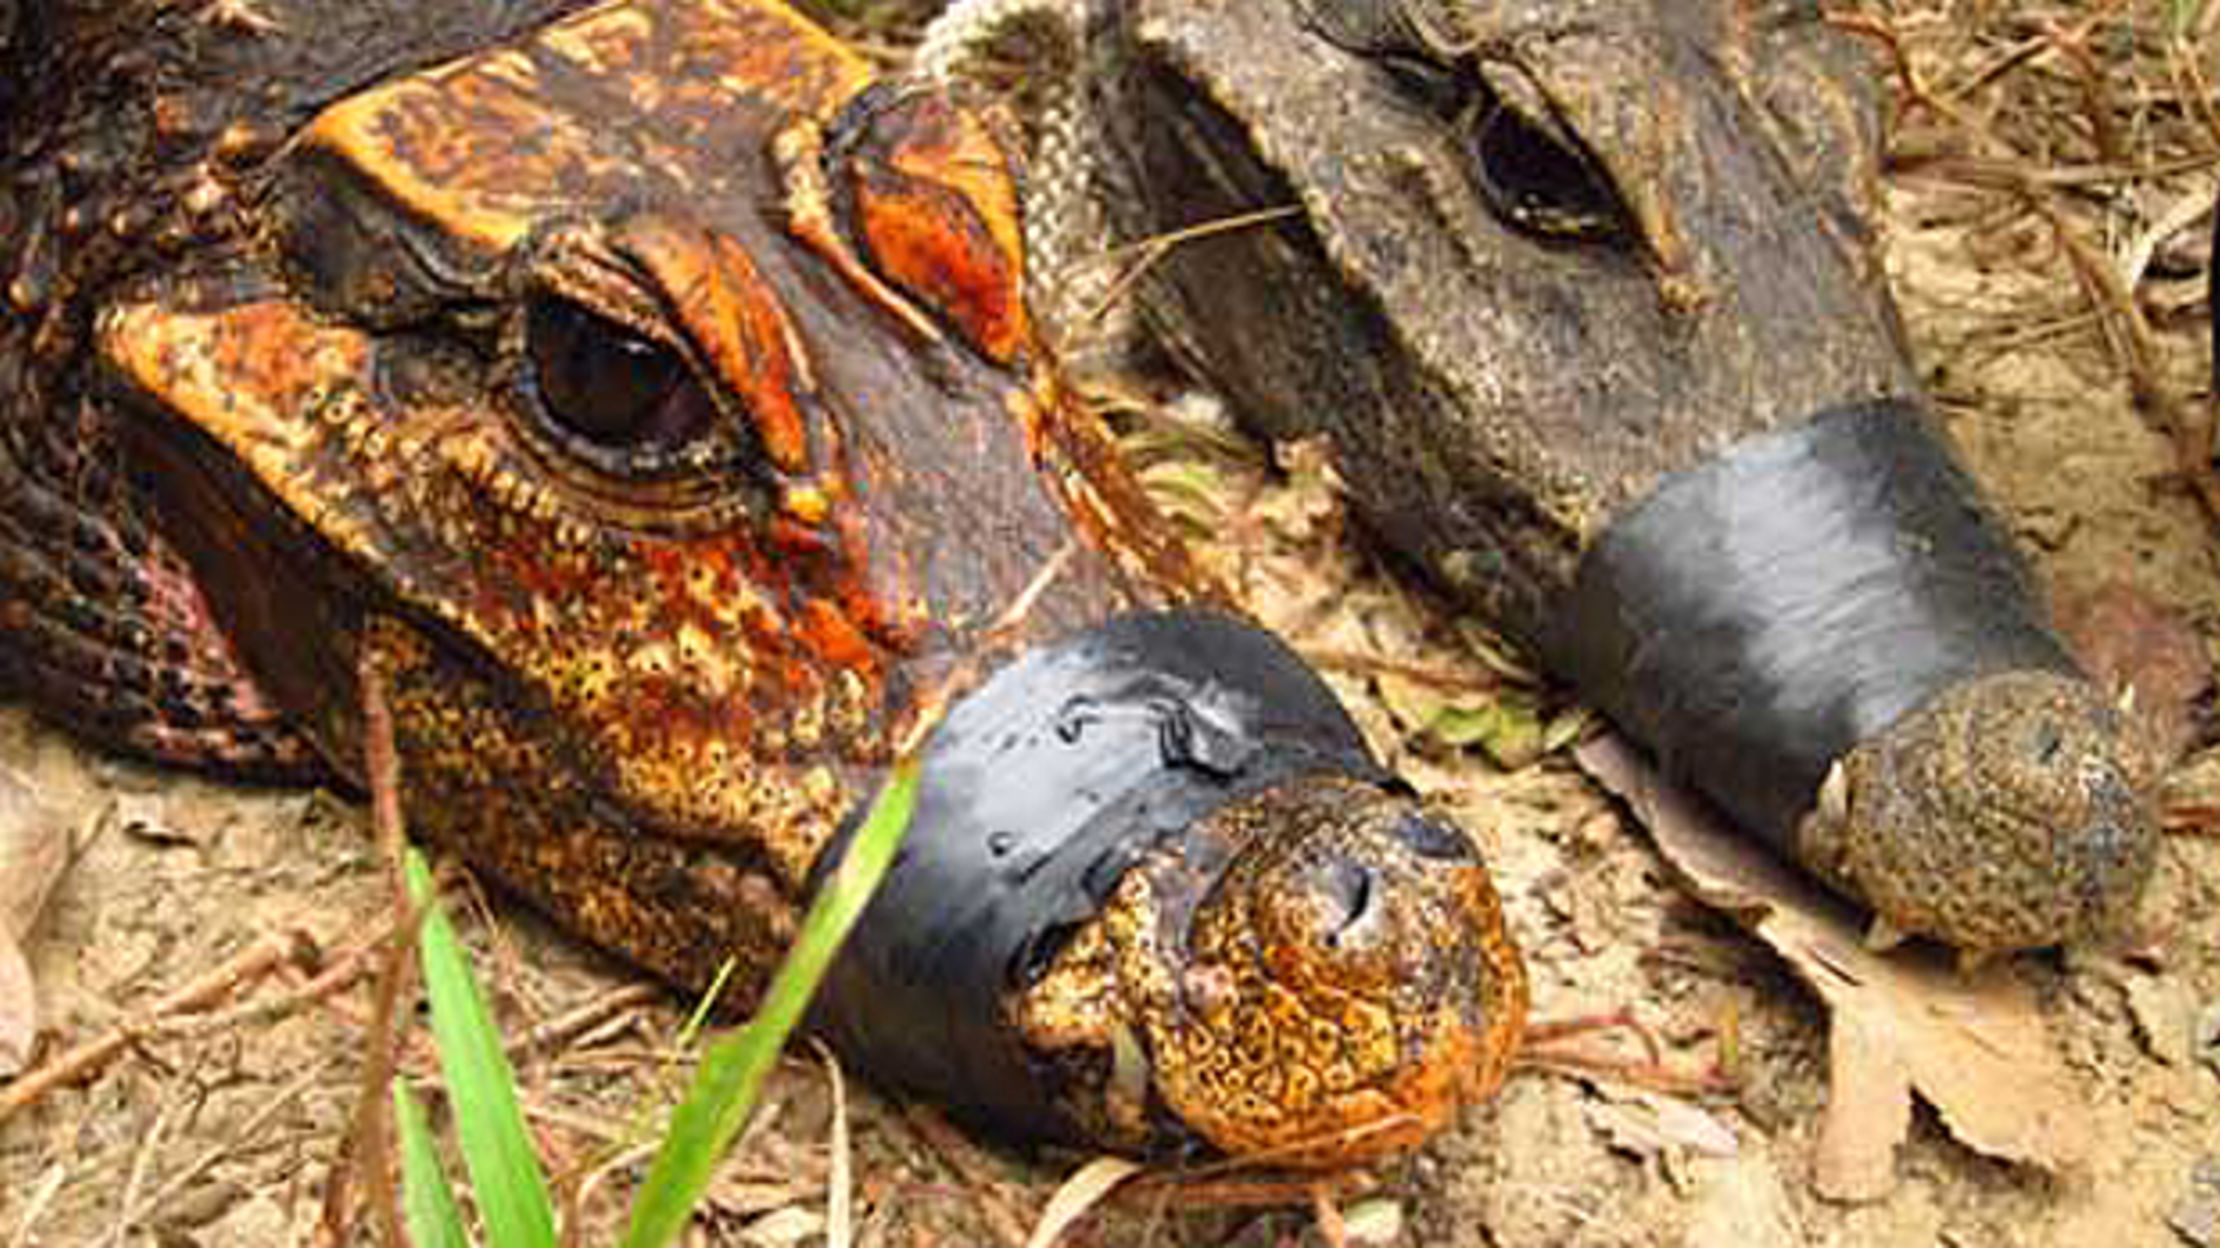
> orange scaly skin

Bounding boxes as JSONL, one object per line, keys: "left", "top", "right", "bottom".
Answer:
{"left": 96, "top": 0, "right": 1180, "bottom": 983}
{"left": 1018, "top": 776, "right": 1526, "bottom": 1160}
{"left": 2, "top": 0, "right": 1524, "bottom": 1164}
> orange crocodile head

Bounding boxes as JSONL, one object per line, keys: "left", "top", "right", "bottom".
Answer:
{"left": 86, "top": 0, "right": 1524, "bottom": 1167}
{"left": 95, "top": 0, "right": 1187, "bottom": 980}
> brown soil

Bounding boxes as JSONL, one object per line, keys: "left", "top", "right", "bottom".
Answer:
{"left": 2, "top": 3, "right": 2217, "bottom": 1246}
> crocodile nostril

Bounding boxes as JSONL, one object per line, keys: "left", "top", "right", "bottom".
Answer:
{"left": 1318, "top": 857, "right": 1379, "bottom": 947}
{"left": 1390, "top": 812, "right": 1476, "bottom": 862}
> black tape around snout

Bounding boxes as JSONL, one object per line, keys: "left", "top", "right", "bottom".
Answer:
{"left": 804, "top": 609, "right": 1392, "bottom": 1149}
{"left": 1543, "top": 398, "right": 2078, "bottom": 853}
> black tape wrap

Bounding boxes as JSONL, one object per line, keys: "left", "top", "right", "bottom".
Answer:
{"left": 805, "top": 609, "right": 1393, "bottom": 1148}
{"left": 1544, "top": 399, "right": 2079, "bottom": 853}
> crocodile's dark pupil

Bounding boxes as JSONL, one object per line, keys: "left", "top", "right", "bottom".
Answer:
{"left": 1469, "top": 106, "right": 1624, "bottom": 241}
{"left": 525, "top": 297, "right": 713, "bottom": 452}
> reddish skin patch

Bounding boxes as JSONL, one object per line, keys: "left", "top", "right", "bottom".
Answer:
{"left": 799, "top": 598, "right": 874, "bottom": 671}
{"left": 846, "top": 95, "right": 1028, "bottom": 364}
{"left": 489, "top": 536, "right": 604, "bottom": 605}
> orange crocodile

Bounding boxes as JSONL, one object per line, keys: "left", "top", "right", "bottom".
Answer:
{"left": 0, "top": 0, "right": 1523, "bottom": 1161}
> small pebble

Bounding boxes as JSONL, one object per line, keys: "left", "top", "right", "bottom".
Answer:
{"left": 1339, "top": 1197, "right": 1405, "bottom": 1247}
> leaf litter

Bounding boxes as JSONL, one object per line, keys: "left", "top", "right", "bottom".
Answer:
{"left": 0, "top": 765, "right": 67, "bottom": 1077}
{"left": 1577, "top": 734, "right": 2090, "bottom": 1203}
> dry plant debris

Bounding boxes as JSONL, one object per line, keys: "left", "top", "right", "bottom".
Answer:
{"left": 1578, "top": 735, "right": 2089, "bottom": 1203}
{"left": 2054, "top": 577, "right": 2215, "bottom": 770}
{"left": 0, "top": 767, "right": 65, "bottom": 1077}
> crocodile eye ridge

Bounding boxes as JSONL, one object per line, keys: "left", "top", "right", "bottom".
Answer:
{"left": 1316, "top": 7, "right": 1634, "bottom": 248}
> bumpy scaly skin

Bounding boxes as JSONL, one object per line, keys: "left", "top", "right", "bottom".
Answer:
{"left": 922, "top": 0, "right": 2161, "bottom": 956}
{"left": 1017, "top": 774, "right": 1525, "bottom": 1163}
{"left": 78, "top": 0, "right": 1196, "bottom": 990}
{"left": 1798, "top": 670, "right": 2158, "bottom": 958}
{"left": 3, "top": 0, "right": 1524, "bottom": 1163}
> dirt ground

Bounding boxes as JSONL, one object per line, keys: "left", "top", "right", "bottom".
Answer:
{"left": 2, "top": 3, "right": 2218, "bottom": 1246}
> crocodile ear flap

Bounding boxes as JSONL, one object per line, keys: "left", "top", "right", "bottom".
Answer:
{"left": 822, "top": 84, "right": 1030, "bottom": 366}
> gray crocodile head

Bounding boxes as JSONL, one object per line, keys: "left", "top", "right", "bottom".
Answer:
{"left": 937, "top": 0, "right": 2157, "bottom": 955}
{"left": 1081, "top": 0, "right": 1918, "bottom": 632}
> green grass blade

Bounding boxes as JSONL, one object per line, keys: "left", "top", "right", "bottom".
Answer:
{"left": 673, "top": 957, "right": 738, "bottom": 1053}
{"left": 407, "top": 850, "right": 559, "bottom": 1248}
{"left": 393, "top": 1078, "right": 474, "bottom": 1248}
{"left": 620, "top": 758, "right": 922, "bottom": 1248}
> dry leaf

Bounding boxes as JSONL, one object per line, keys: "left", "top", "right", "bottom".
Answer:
{"left": 0, "top": 766, "right": 67, "bottom": 1076}
{"left": 1577, "top": 736, "right": 2090, "bottom": 1203}
{"left": 738, "top": 1207, "right": 824, "bottom": 1248}
{"left": 1023, "top": 1155, "right": 1144, "bottom": 1248}
{"left": 1250, "top": 437, "right": 1343, "bottom": 543}
{"left": 0, "top": 938, "right": 33, "bottom": 1080}
{"left": 2053, "top": 578, "right": 2213, "bottom": 769}
{"left": 1587, "top": 1087, "right": 1740, "bottom": 1161}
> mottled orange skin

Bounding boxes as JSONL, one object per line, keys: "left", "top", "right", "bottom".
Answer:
{"left": 89, "top": 0, "right": 1169, "bottom": 993}
{"left": 1018, "top": 776, "right": 1527, "bottom": 1163}
{"left": 55, "top": 0, "right": 1525, "bottom": 1164}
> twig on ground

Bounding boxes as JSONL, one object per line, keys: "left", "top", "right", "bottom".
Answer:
{"left": 2031, "top": 193, "right": 2220, "bottom": 522}
{"left": 1312, "top": 1183, "right": 1350, "bottom": 1248}
{"left": 100, "top": 1086, "right": 183, "bottom": 1248}
{"left": 1517, "top": 1007, "right": 1736, "bottom": 1097}
{"left": 153, "top": 922, "right": 392, "bottom": 1042}
{"left": 1525, "top": 1007, "right": 1665, "bottom": 1068}
{"left": 820, "top": 1042, "right": 854, "bottom": 1248}
{"left": 2167, "top": 35, "right": 2220, "bottom": 150}
{"left": 6, "top": 1162, "right": 68, "bottom": 1248}
{"left": 1118, "top": 1167, "right": 1376, "bottom": 1213}
{"left": 318, "top": 640, "right": 419, "bottom": 1248}
{"left": 0, "top": 926, "right": 322, "bottom": 1126}
{"left": 508, "top": 983, "right": 661, "bottom": 1062}
{"left": 2162, "top": 802, "right": 2220, "bottom": 834}
{"left": 1827, "top": 10, "right": 1979, "bottom": 135}
{"left": 1517, "top": 1051, "right": 1738, "bottom": 1098}
{"left": 134, "top": 1058, "right": 337, "bottom": 1233}
{"left": 1079, "top": 207, "right": 1302, "bottom": 339}
{"left": 570, "top": 1139, "right": 660, "bottom": 1242}
{"left": 2042, "top": 15, "right": 2125, "bottom": 166}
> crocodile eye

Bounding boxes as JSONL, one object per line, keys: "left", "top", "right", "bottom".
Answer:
{"left": 1466, "top": 101, "right": 1628, "bottom": 243}
{"left": 523, "top": 295, "right": 719, "bottom": 455}
{"left": 1328, "top": 12, "right": 1633, "bottom": 248}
